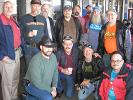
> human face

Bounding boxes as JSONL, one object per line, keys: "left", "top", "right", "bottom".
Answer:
{"left": 41, "top": 4, "right": 49, "bottom": 17}
{"left": 31, "top": 4, "right": 41, "bottom": 15}
{"left": 73, "top": 6, "right": 81, "bottom": 17}
{"left": 63, "top": 40, "right": 73, "bottom": 54}
{"left": 40, "top": 45, "right": 53, "bottom": 58}
{"left": 106, "top": 11, "right": 117, "bottom": 23}
{"left": 3, "top": 1, "right": 13, "bottom": 18}
{"left": 86, "top": 6, "right": 91, "bottom": 12}
{"left": 83, "top": 47, "right": 94, "bottom": 59}
{"left": 63, "top": 9, "right": 72, "bottom": 19}
{"left": 111, "top": 54, "right": 124, "bottom": 72}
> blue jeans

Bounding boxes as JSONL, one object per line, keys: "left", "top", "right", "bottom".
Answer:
{"left": 78, "top": 81, "right": 99, "bottom": 100}
{"left": 23, "top": 45, "right": 39, "bottom": 70}
{"left": 57, "top": 73, "right": 74, "bottom": 98}
{"left": 25, "top": 84, "right": 52, "bottom": 100}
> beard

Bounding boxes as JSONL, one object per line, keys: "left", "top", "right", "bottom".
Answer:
{"left": 73, "top": 12, "right": 80, "bottom": 17}
{"left": 91, "top": 14, "right": 102, "bottom": 24}
{"left": 42, "top": 50, "right": 52, "bottom": 58}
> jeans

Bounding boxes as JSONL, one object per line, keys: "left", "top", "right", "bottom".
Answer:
{"left": 78, "top": 81, "right": 99, "bottom": 100}
{"left": 23, "top": 45, "right": 39, "bottom": 71}
{"left": 57, "top": 73, "right": 74, "bottom": 98}
{"left": 25, "top": 84, "right": 52, "bottom": 100}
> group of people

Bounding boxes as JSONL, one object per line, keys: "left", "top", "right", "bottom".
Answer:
{"left": 0, "top": 0, "right": 133, "bottom": 100}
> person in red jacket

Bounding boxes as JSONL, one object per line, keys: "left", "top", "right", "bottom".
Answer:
{"left": 98, "top": 51, "right": 133, "bottom": 100}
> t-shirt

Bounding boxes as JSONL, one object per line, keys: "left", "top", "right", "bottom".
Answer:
{"left": 108, "top": 70, "right": 119, "bottom": 100}
{"left": 20, "top": 14, "right": 48, "bottom": 43}
{"left": 104, "top": 25, "right": 117, "bottom": 54}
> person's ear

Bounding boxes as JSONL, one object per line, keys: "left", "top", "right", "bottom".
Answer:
{"left": 40, "top": 45, "right": 42, "bottom": 50}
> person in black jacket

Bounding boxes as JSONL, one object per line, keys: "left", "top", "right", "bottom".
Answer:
{"left": 54, "top": 5, "right": 82, "bottom": 48}
{"left": 75, "top": 44, "right": 104, "bottom": 100}
{"left": 94, "top": 9, "right": 132, "bottom": 66}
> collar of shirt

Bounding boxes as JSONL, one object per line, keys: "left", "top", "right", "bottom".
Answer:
{"left": 1, "top": 13, "right": 15, "bottom": 25}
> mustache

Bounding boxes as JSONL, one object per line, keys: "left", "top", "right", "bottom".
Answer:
{"left": 74, "top": 12, "right": 79, "bottom": 16}
{"left": 65, "top": 47, "right": 71, "bottom": 49}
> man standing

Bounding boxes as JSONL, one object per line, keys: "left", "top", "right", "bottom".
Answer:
{"left": 87, "top": 6, "right": 104, "bottom": 50}
{"left": 41, "top": 4, "right": 55, "bottom": 42}
{"left": 54, "top": 5, "right": 82, "bottom": 48}
{"left": 83, "top": 4, "right": 92, "bottom": 33}
{"left": 56, "top": 35, "right": 80, "bottom": 98}
{"left": 20, "top": 0, "right": 48, "bottom": 68}
{"left": 73, "top": 5, "right": 85, "bottom": 34}
{"left": 25, "top": 35, "right": 58, "bottom": 100}
{"left": 0, "top": 1, "right": 21, "bottom": 100}
{"left": 96, "top": 9, "right": 132, "bottom": 66}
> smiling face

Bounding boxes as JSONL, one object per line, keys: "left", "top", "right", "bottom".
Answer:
{"left": 111, "top": 53, "right": 124, "bottom": 72}
{"left": 41, "top": 4, "right": 49, "bottom": 17}
{"left": 73, "top": 5, "right": 81, "bottom": 17}
{"left": 63, "top": 40, "right": 73, "bottom": 54}
{"left": 63, "top": 9, "right": 72, "bottom": 19}
{"left": 31, "top": 4, "right": 41, "bottom": 15}
{"left": 40, "top": 45, "right": 53, "bottom": 58}
{"left": 83, "top": 47, "right": 94, "bottom": 60}
{"left": 3, "top": 1, "right": 13, "bottom": 18}
{"left": 106, "top": 11, "right": 117, "bottom": 24}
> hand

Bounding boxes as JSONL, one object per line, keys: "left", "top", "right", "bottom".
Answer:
{"left": 51, "top": 87, "right": 57, "bottom": 97}
{"left": 28, "top": 31, "right": 35, "bottom": 37}
{"left": 81, "top": 79, "right": 90, "bottom": 87}
{"left": 93, "top": 53, "right": 101, "bottom": 58}
{"left": 2, "top": 56, "right": 9, "bottom": 61}
{"left": 61, "top": 68, "right": 72, "bottom": 75}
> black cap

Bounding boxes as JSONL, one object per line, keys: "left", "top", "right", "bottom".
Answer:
{"left": 38, "top": 35, "right": 56, "bottom": 48}
{"left": 63, "top": 35, "right": 73, "bottom": 41}
{"left": 31, "top": 0, "right": 41, "bottom": 5}
{"left": 63, "top": 5, "right": 72, "bottom": 11}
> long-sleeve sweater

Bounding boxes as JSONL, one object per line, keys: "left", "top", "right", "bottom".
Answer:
{"left": 25, "top": 52, "right": 58, "bottom": 92}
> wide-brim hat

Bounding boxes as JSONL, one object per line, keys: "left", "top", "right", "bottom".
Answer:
{"left": 38, "top": 35, "right": 56, "bottom": 48}
{"left": 31, "top": 0, "right": 41, "bottom": 5}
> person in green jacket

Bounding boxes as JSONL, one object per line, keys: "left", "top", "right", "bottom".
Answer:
{"left": 24, "top": 35, "right": 58, "bottom": 100}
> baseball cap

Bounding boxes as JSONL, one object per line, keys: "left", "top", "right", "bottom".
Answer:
{"left": 83, "top": 43, "right": 93, "bottom": 50}
{"left": 31, "top": 0, "right": 41, "bottom": 5}
{"left": 63, "top": 35, "right": 73, "bottom": 41}
{"left": 93, "top": 6, "right": 101, "bottom": 12}
{"left": 63, "top": 5, "right": 72, "bottom": 11}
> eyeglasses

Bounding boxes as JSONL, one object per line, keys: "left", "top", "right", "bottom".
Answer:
{"left": 33, "top": 16, "right": 37, "bottom": 22}
{"left": 111, "top": 60, "right": 123, "bottom": 63}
